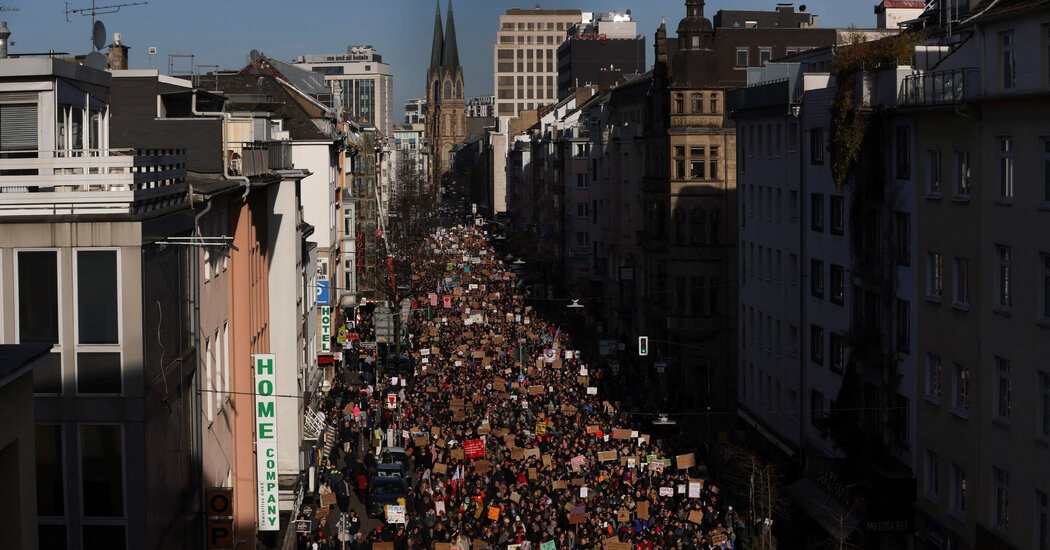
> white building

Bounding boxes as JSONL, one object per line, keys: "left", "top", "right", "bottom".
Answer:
{"left": 404, "top": 97, "right": 426, "bottom": 124}
{"left": 293, "top": 46, "right": 395, "bottom": 139}
{"left": 466, "top": 95, "right": 495, "bottom": 118}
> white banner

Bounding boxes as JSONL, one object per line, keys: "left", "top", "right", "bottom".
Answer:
{"left": 253, "top": 354, "right": 279, "bottom": 531}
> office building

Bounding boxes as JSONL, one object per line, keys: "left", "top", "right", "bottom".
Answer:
{"left": 404, "top": 97, "right": 426, "bottom": 124}
{"left": 493, "top": 6, "right": 582, "bottom": 117}
{"left": 466, "top": 95, "right": 494, "bottom": 118}
{"left": 557, "top": 10, "right": 646, "bottom": 100}
{"left": 292, "top": 45, "right": 394, "bottom": 138}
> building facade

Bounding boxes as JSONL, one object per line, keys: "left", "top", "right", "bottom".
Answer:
{"left": 493, "top": 7, "right": 582, "bottom": 117}
{"left": 404, "top": 97, "right": 426, "bottom": 124}
{"left": 557, "top": 10, "right": 646, "bottom": 100}
{"left": 292, "top": 45, "right": 394, "bottom": 139}
{"left": 465, "top": 95, "right": 495, "bottom": 118}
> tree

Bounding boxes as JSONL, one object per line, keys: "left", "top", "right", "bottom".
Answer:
{"left": 720, "top": 444, "right": 786, "bottom": 550}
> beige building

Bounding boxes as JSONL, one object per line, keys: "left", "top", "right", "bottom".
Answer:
{"left": 494, "top": 7, "right": 581, "bottom": 117}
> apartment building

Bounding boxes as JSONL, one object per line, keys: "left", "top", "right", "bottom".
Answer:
{"left": 493, "top": 7, "right": 582, "bottom": 117}
{"left": 557, "top": 10, "right": 646, "bottom": 100}
{"left": 404, "top": 97, "right": 426, "bottom": 124}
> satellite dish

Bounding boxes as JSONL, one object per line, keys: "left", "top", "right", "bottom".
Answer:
{"left": 85, "top": 51, "right": 108, "bottom": 70}
{"left": 92, "top": 20, "right": 106, "bottom": 51}
{"left": 249, "top": 49, "right": 261, "bottom": 61}
{"left": 799, "top": 4, "right": 807, "bottom": 11}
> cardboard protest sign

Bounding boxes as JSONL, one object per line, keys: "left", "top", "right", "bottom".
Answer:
{"left": 597, "top": 451, "right": 618, "bottom": 462}
{"left": 524, "top": 447, "right": 540, "bottom": 459}
{"left": 510, "top": 448, "right": 525, "bottom": 460}
{"left": 488, "top": 507, "right": 500, "bottom": 520}
{"left": 586, "top": 425, "right": 600, "bottom": 434}
{"left": 617, "top": 509, "right": 631, "bottom": 523}
{"left": 676, "top": 453, "right": 696, "bottom": 469}
{"left": 320, "top": 492, "right": 337, "bottom": 507}
{"left": 451, "top": 449, "right": 465, "bottom": 460}
{"left": 636, "top": 501, "right": 650, "bottom": 520}
{"left": 613, "top": 429, "right": 633, "bottom": 440}
{"left": 510, "top": 492, "right": 521, "bottom": 503}
{"left": 473, "top": 539, "right": 488, "bottom": 550}
{"left": 450, "top": 398, "right": 466, "bottom": 409}
{"left": 542, "top": 454, "right": 553, "bottom": 468}
{"left": 604, "top": 538, "right": 632, "bottom": 550}
{"left": 453, "top": 410, "right": 466, "bottom": 421}
{"left": 435, "top": 544, "right": 451, "bottom": 550}
{"left": 552, "top": 480, "right": 568, "bottom": 490}
{"left": 477, "top": 425, "right": 491, "bottom": 435}
{"left": 528, "top": 385, "right": 545, "bottom": 395}
{"left": 569, "top": 512, "right": 589, "bottom": 524}
{"left": 571, "top": 478, "right": 585, "bottom": 487}
{"left": 437, "top": 439, "right": 446, "bottom": 448}
{"left": 373, "top": 543, "right": 394, "bottom": 550}
{"left": 414, "top": 437, "right": 428, "bottom": 447}
{"left": 433, "top": 463, "right": 448, "bottom": 475}
{"left": 528, "top": 467, "right": 537, "bottom": 480}
{"left": 473, "top": 460, "right": 491, "bottom": 474}
{"left": 688, "top": 510, "right": 704, "bottom": 524}
{"left": 560, "top": 405, "right": 578, "bottom": 414}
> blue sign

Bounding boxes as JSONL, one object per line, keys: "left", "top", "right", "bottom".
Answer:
{"left": 316, "top": 280, "right": 330, "bottom": 305}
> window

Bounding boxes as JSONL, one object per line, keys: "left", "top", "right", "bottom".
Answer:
{"left": 896, "top": 299, "right": 910, "bottom": 354}
{"left": 710, "top": 95, "right": 718, "bottom": 113}
{"left": 690, "top": 160, "right": 705, "bottom": 179}
{"left": 810, "top": 128, "right": 824, "bottom": 164}
{"left": 896, "top": 126, "right": 911, "bottom": 179}
{"left": 811, "top": 259, "right": 824, "bottom": 298}
{"left": 36, "top": 424, "right": 64, "bottom": 517}
{"left": 926, "top": 352, "right": 942, "bottom": 402}
{"left": 997, "top": 356, "right": 1012, "bottom": 422}
{"left": 81, "top": 424, "right": 124, "bottom": 518}
{"left": 1001, "top": 31, "right": 1016, "bottom": 90}
{"left": 829, "top": 264, "right": 845, "bottom": 305}
{"left": 736, "top": 48, "right": 748, "bottom": 67}
{"left": 575, "top": 173, "right": 587, "bottom": 189}
{"left": 811, "top": 193, "right": 824, "bottom": 231}
{"left": 953, "top": 257, "right": 969, "bottom": 307}
{"left": 691, "top": 93, "right": 703, "bottom": 113}
{"left": 77, "top": 250, "right": 119, "bottom": 344}
{"left": 1044, "top": 140, "right": 1050, "bottom": 205}
{"left": 998, "top": 245, "right": 1012, "bottom": 309}
{"left": 709, "top": 146, "right": 719, "bottom": 179}
{"left": 924, "top": 449, "right": 940, "bottom": 500}
{"left": 999, "top": 137, "right": 1014, "bottom": 200}
{"left": 759, "top": 49, "right": 772, "bottom": 65}
{"left": 675, "top": 159, "right": 685, "bottom": 179}
{"left": 830, "top": 195, "right": 844, "bottom": 235}
{"left": 76, "top": 352, "right": 121, "bottom": 395}
{"left": 995, "top": 466, "right": 1010, "bottom": 531}
{"left": 811, "top": 389, "right": 825, "bottom": 425}
{"left": 1037, "top": 490, "right": 1048, "bottom": 550}
{"left": 810, "top": 325, "right": 824, "bottom": 366}
{"left": 895, "top": 212, "right": 910, "bottom": 265}
{"left": 955, "top": 150, "right": 971, "bottom": 198}
{"left": 927, "top": 150, "right": 942, "bottom": 194}
{"left": 1039, "top": 371, "right": 1050, "bottom": 441}
{"left": 675, "top": 93, "right": 684, "bottom": 114}
{"left": 576, "top": 202, "right": 588, "bottom": 219}
{"left": 953, "top": 364, "right": 969, "bottom": 415}
{"left": 830, "top": 333, "right": 845, "bottom": 373}
{"left": 950, "top": 463, "right": 967, "bottom": 517}
{"left": 17, "top": 250, "right": 60, "bottom": 345}
{"left": 575, "top": 232, "right": 589, "bottom": 248}
{"left": 928, "top": 251, "right": 943, "bottom": 299}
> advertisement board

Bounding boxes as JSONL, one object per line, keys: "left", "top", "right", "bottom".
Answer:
{"left": 253, "top": 354, "right": 279, "bottom": 531}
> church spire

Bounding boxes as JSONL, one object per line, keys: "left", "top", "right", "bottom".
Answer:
{"left": 429, "top": 0, "right": 444, "bottom": 72}
{"left": 441, "top": 0, "right": 460, "bottom": 70}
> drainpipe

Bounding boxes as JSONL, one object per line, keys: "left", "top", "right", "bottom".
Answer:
{"left": 192, "top": 89, "right": 251, "bottom": 200}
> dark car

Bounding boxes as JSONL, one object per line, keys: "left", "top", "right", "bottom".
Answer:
{"left": 366, "top": 476, "right": 410, "bottom": 518}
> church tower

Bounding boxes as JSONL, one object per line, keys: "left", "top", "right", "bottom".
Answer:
{"left": 425, "top": 0, "right": 466, "bottom": 189}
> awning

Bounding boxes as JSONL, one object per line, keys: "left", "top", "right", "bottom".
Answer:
{"left": 785, "top": 478, "right": 861, "bottom": 540}
{"left": 737, "top": 409, "right": 795, "bottom": 457}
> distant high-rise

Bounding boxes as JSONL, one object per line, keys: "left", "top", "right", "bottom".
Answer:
{"left": 493, "top": 6, "right": 582, "bottom": 117}
{"left": 557, "top": 10, "right": 646, "bottom": 100}
{"left": 292, "top": 45, "right": 394, "bottom": 138}
{"left": 426, "top": 0, "right": 466, "bottom": 185}
{"left": 404, "top": 98, "right": 426, "bottom": 124}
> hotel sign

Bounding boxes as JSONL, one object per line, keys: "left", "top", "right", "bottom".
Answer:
{"left": 320, "top": 306, "right": 332, "bottom": 353}
{"left": 253, "top": 354, "right": 279, "bottom": 531}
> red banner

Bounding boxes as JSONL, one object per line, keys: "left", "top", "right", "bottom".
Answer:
{"left": 464, "top": 439, "right": 485, "bottom": 459}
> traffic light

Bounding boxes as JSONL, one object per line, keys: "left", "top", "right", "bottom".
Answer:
{"left": 638, "top": 336, "right": 648, "bottom": 356}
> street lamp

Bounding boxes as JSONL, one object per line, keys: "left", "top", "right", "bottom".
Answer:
{"left": 566, "top": 299, "right": 584, "bottom": 310}
{"left": 513, "top": 257, "right": 526, "bottom": 265}
{"left": 652, "top": 414, "right": 677, "bottom": 426}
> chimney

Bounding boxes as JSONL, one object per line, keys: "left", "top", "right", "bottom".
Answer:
{"left": 107, "top": 33, "right": 130, "bottom": 70}
{"left": 0, "top": 22, "right": 10, "bottom": 59}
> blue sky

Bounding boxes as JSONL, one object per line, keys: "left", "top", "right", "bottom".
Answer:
{"left": 11, "top": 1, "right": 876, "bottom": 120}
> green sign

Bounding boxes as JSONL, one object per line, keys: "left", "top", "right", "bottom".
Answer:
{"left": 253, "top": 354, "right": 279, "bottom": 531}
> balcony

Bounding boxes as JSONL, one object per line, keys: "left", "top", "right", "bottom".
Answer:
{"left": 0, "top": 148, "right": 187, "bottom": 216}
{"left": 899, "top": 68, "right": 979, "bottom": 107}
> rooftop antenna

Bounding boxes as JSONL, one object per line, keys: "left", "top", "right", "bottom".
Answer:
{"left": 65, "top": 1, "right": 148, "bottom": 25}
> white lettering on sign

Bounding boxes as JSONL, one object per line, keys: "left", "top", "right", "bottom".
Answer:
{"left": 253, "top": 354, "right": 279, "bottom": 531}
{"left": 320, "top": 306, "right": 332, "bottom": 353}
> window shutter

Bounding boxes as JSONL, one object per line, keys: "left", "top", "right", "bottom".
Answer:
{"left": 1, "top": 103, "right": 38, "bottom": 151}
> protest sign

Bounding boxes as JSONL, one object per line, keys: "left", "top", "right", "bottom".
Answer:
{"left": 676, "top": 453, "right": 696, "bottom": 469}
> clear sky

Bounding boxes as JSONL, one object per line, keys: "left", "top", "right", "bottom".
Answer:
{"left": 9, "top": 1, "right": 877, "bottom": 121}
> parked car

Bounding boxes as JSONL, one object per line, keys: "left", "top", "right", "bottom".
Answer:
{"left": 366, "top": 476, "right": 410, "bottom": 518}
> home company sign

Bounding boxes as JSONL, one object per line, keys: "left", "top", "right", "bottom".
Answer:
{"left": 253, "top": 354, "right": 279, "bottom": 531}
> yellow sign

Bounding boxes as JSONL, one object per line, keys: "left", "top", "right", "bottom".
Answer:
{"left": 535, "top": 421, "right": 547, "bottom": 435}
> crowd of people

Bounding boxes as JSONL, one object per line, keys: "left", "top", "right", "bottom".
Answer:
{"left": 301, "top": 226, "right": 751, "bottom": 549}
